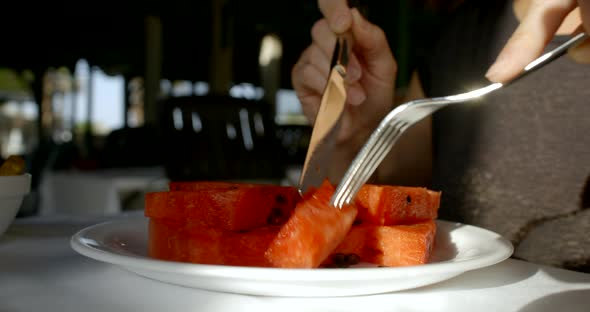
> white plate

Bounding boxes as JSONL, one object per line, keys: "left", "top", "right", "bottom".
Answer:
{"left": 70, "top": 218, "right": 513, "bottom": 297}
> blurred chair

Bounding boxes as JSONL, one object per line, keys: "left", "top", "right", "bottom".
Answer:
{"left": 159, "top": 95, "right": 286, "bottom": 181}
{"left": 99, "top": 125, "right": 165, "bottom": 169}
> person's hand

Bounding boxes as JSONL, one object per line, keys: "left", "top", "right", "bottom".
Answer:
{"left": 486, "top": 0, "right": 590, "bottom": 83}
{"left": 292, "top": 0, "right": 396, "bottom": 160}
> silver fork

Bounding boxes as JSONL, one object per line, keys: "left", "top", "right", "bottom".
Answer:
{"left": 331, "top": 32, "right": 588, "bottom": 208}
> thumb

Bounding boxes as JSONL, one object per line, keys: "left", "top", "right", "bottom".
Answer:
{"left": 350, "top": 8, "right": 397, "bottom": 80}
{"left": 319, "top": 0, "right": 353, "bottom": 34}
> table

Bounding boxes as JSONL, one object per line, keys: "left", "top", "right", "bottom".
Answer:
{"left": 1, "top": 214, "right": 590, "bottom": 312}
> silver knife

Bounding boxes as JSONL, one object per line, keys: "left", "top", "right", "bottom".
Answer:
{"left": 298, "top": 37, "right": 349, "bottom": 193}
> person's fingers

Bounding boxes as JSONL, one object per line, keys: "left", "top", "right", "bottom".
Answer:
{"left": 292, "top": 49, "right": 328, "bottom": 123}
{"left": 311, "top": 18, "right": 363, "bottom": 83}
{"left": 300, "top": 97, "right": 321, "bottom": 125}
{"left": 346, "top": 53, "right": 362, "bottom": 82}
{"left": 291, "top": 46, "right": 333, "bottom": 125}
{"left": 350, "top": 8, "right": 392, "bottom": 64}
{"left": 310, "top": 19, "right": 339, "bottom": 65}
{"left": 346, "top": 81, "right": 367, "bottom": 106}
{"left": 318, "top": 0, "right": 352, "bottom": 34}
{"left": 350, "top": 8, "right": 396, "bottom": 86}
{"left": 298, "top": 86, "right": 321, "bottom": 125}
{"left": 306, "top": 43, "right": 333, "bottom": 79}
{"left": 486, "top": 0, "right": 577, "bottom": 82}
{"left": 292, "top": 50, "right": 329, "bottom": 94}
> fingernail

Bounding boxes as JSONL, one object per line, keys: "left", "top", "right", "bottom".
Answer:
{"left": 333, "top": 12, "right": 349, "bottom": 33}
{"left": 485, "top": 61, "right": 503, "bottom": 82}
{"left": 348, "top": 88, "right": 366, "bottom": 106}
{"left": 347, "top": 63, "right": 361, "bottom": 81}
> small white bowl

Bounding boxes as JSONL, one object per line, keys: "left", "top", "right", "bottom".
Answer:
{"left": 0, "top": 173, "right": 31, "bottom": 236}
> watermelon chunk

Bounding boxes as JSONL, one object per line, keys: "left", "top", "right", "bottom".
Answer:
{"left": 355, "top": 184, "right": 440, "bottom": 225}
{"left": 324, "top": 220, "right": 437, "bottom": 267}
{"left": 264, "top": 180, "right": 358, "bottom": 268}
{"left": 146, "top": 180, "right": 441, "bottom": 269}
{"left": 149, "top": 218, "right": 279, "bottom": 267}
{"left": 148, "top": 218, "right": 186, "bottom": 262}
{"left": 144, "top": 185, "right": 300, "bottom": 231}
{"left": 149, "top": 218, "right": 436, "bottom": 268}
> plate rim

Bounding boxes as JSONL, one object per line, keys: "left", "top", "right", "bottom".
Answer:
{"left": 70, "top": 217, "right": 514, "bottom": 282}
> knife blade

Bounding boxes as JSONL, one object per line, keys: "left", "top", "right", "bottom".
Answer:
{"left": 298, "top": 37, "right": 349, "bottom": 193}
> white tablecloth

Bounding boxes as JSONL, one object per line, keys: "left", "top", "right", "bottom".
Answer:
{"left": 1, "top": 214, "right": 590, "bottom": 312}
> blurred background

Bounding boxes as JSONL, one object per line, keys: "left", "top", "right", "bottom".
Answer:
{"left": 0, "top": 0, "right": 456, "bottom": 216}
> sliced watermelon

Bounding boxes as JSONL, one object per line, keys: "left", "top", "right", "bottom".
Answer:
{"left": 146, "top": 179, "right": 440, "bottom": 268}
{"left": 355, "top": 184, "right": 441, "bottom": 225}
{"left": 264, "top": 180, "right": 358, "bottom": 268}
{"left": 144, "top": 185, "right": 300, "bottom": 231}
{"left": 324, "top": 220, "right": 437, "bottom": 267}
{"left": 152, "top": 181, "right": 439, "bottom": 229}
{"left": 148, "top": 218, "right": 186, "bottom": 262}
{"left": 149, "top": 218, "right": 278, "bottom": 267}
{"left": 149, "top": 218, "right": 436, "bottom": 268}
